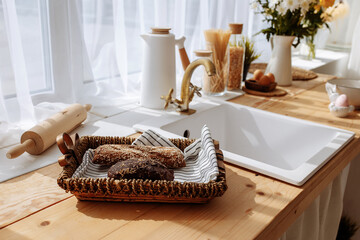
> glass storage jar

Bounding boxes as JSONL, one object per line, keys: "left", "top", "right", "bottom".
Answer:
{"left": 228, "top": 23, "right": 245, "bottom": 90}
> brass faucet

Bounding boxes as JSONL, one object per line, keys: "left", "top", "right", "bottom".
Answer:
{"left": 161, "top": 58, "right": 216, "bottom": 114}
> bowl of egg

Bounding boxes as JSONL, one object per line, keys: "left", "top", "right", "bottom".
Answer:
{"left": 328, "top": 94, "right": 355, "bottom": 118}
{"left": 327, "top": 79, "right": 360, "bottom": 109}
{"left": 245, "top": 70, "right": 277, "bottom": 92}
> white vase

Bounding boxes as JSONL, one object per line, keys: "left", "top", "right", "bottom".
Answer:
{"left": 266, "top": 35, "right": 295, "bottom": 86}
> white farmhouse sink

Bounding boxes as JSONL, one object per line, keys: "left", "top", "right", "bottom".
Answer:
{"left": 134, "top": 101, "right": 354, "bottom": 186}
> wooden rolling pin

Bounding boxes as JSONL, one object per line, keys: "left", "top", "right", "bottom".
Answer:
{"left": 6, "top": 103, "right": 92, "bottom": 159}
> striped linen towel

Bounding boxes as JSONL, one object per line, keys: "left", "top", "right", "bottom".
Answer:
{"left": 72, "top": 125, "right": 219, "bottom": 183}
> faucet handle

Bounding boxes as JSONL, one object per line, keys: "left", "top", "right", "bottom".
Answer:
{"left": 161, "top": 88, "right": 175, "bottom": 109}
{"left": 191, "top": 83, "right": 202, "bottom": 97}
{"left": 188, "top": 83, "right": 202, "bottom": 102}
{"left": 161, "top": 88, "right": 184, "bottom": 110}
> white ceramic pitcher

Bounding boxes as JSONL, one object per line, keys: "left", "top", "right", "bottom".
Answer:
{"left": 140, "top": 27, "right": 189, "bottom": 109}
{"left": 266, "top": 35, "right": 295, "bottom": 86}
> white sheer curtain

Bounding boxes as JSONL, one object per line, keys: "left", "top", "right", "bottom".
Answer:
{"left": 79, "top": 0, "right": 254, "bottom": 100}
{"left": 326, "top": 0, "right": 360, "bottom": 48}
{"left": 0, "top": 0, "right": 256, "bottom": 147}
{"left": 1, "top": 0, "right": 35, "bottom": 124}
{"left": 0, "top": 0, "right": 41, "bottom": 148}
{"left": 347, "top": 15, "right": 360, "bottom": 78}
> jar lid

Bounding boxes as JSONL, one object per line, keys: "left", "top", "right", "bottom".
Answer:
{"left": 151, "top": 27, "right": 171, "bottom": 34}
{"left": 194, "top": 50, "right": 213, "bottom": 57}
{"left": 229, "top": 23, "right": 243, "bottom": 34}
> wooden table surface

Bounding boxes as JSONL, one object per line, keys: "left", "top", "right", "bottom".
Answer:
{"left": 1, "top": 74, "right": 359, "bottom": 240}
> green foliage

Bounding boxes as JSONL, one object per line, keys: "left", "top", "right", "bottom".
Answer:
{"left": 254, "top": 0, "right": 330, "bottom": 47}
{"left": 240, "top": 36, "right": 261, "bottom": 66}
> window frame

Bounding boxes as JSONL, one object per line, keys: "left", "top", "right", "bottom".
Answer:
{"left": 32, "top": 0, "right": 86, "bottom": 104}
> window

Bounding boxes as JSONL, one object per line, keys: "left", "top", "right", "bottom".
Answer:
{"left": 0, "top": 0, "right": 51, "bottom": 98}
{"left": 1, "top": 0, "right": 357, "bottom": 111}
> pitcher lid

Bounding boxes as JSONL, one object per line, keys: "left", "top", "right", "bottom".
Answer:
{"left": 151, "top": 27, "right": 171, "bottom": 34}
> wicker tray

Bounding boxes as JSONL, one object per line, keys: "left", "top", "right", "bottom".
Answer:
{"left": 57, "top": 135, "right": 228, "bottom": 203}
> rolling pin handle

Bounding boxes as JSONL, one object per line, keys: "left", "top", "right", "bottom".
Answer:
{"left": 6, "top": 139, "right": 35, "bottom": 159}
{"left": 84, "top": 104, "right": 92, "bottom": 112}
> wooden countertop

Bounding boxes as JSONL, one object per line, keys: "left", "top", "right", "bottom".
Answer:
{"left": 1, "top": 74, "right": 360, "bottom": 240}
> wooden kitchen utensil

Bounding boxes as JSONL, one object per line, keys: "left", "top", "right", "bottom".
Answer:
{"left": 6, "top": 103, "right": 91, "bottom": 159}
{"left": 57, "top": 133, "right": 80, "bottom": 166}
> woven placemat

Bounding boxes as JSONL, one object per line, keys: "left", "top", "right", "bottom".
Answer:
{"left": 249, "top": 63, "right": 318, "bottom": 81}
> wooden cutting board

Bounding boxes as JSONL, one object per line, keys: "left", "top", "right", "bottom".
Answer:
{"left": 242, "top": 86, "right": 287, "bottom": 97}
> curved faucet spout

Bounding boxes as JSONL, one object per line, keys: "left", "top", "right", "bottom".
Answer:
{"left": 180, "top": 58, "right": 216, "bottom": 111}
{"left": 161, "top": 58, "right": 216, "bottom": 114}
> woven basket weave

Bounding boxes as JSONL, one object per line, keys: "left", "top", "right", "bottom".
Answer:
{"left": 57, "top": 136, "right": 228, "bottom": 203}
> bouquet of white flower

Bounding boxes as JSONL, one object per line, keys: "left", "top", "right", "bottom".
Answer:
{"left": 253, "top": 0, "right": 348, "bottom": 48}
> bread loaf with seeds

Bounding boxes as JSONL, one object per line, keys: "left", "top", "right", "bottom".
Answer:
{"left": 92, "top": 144, "right": 185, "bottom": 168}
{"left": 107, "top": 158, "right": 174, "bottom": 181}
